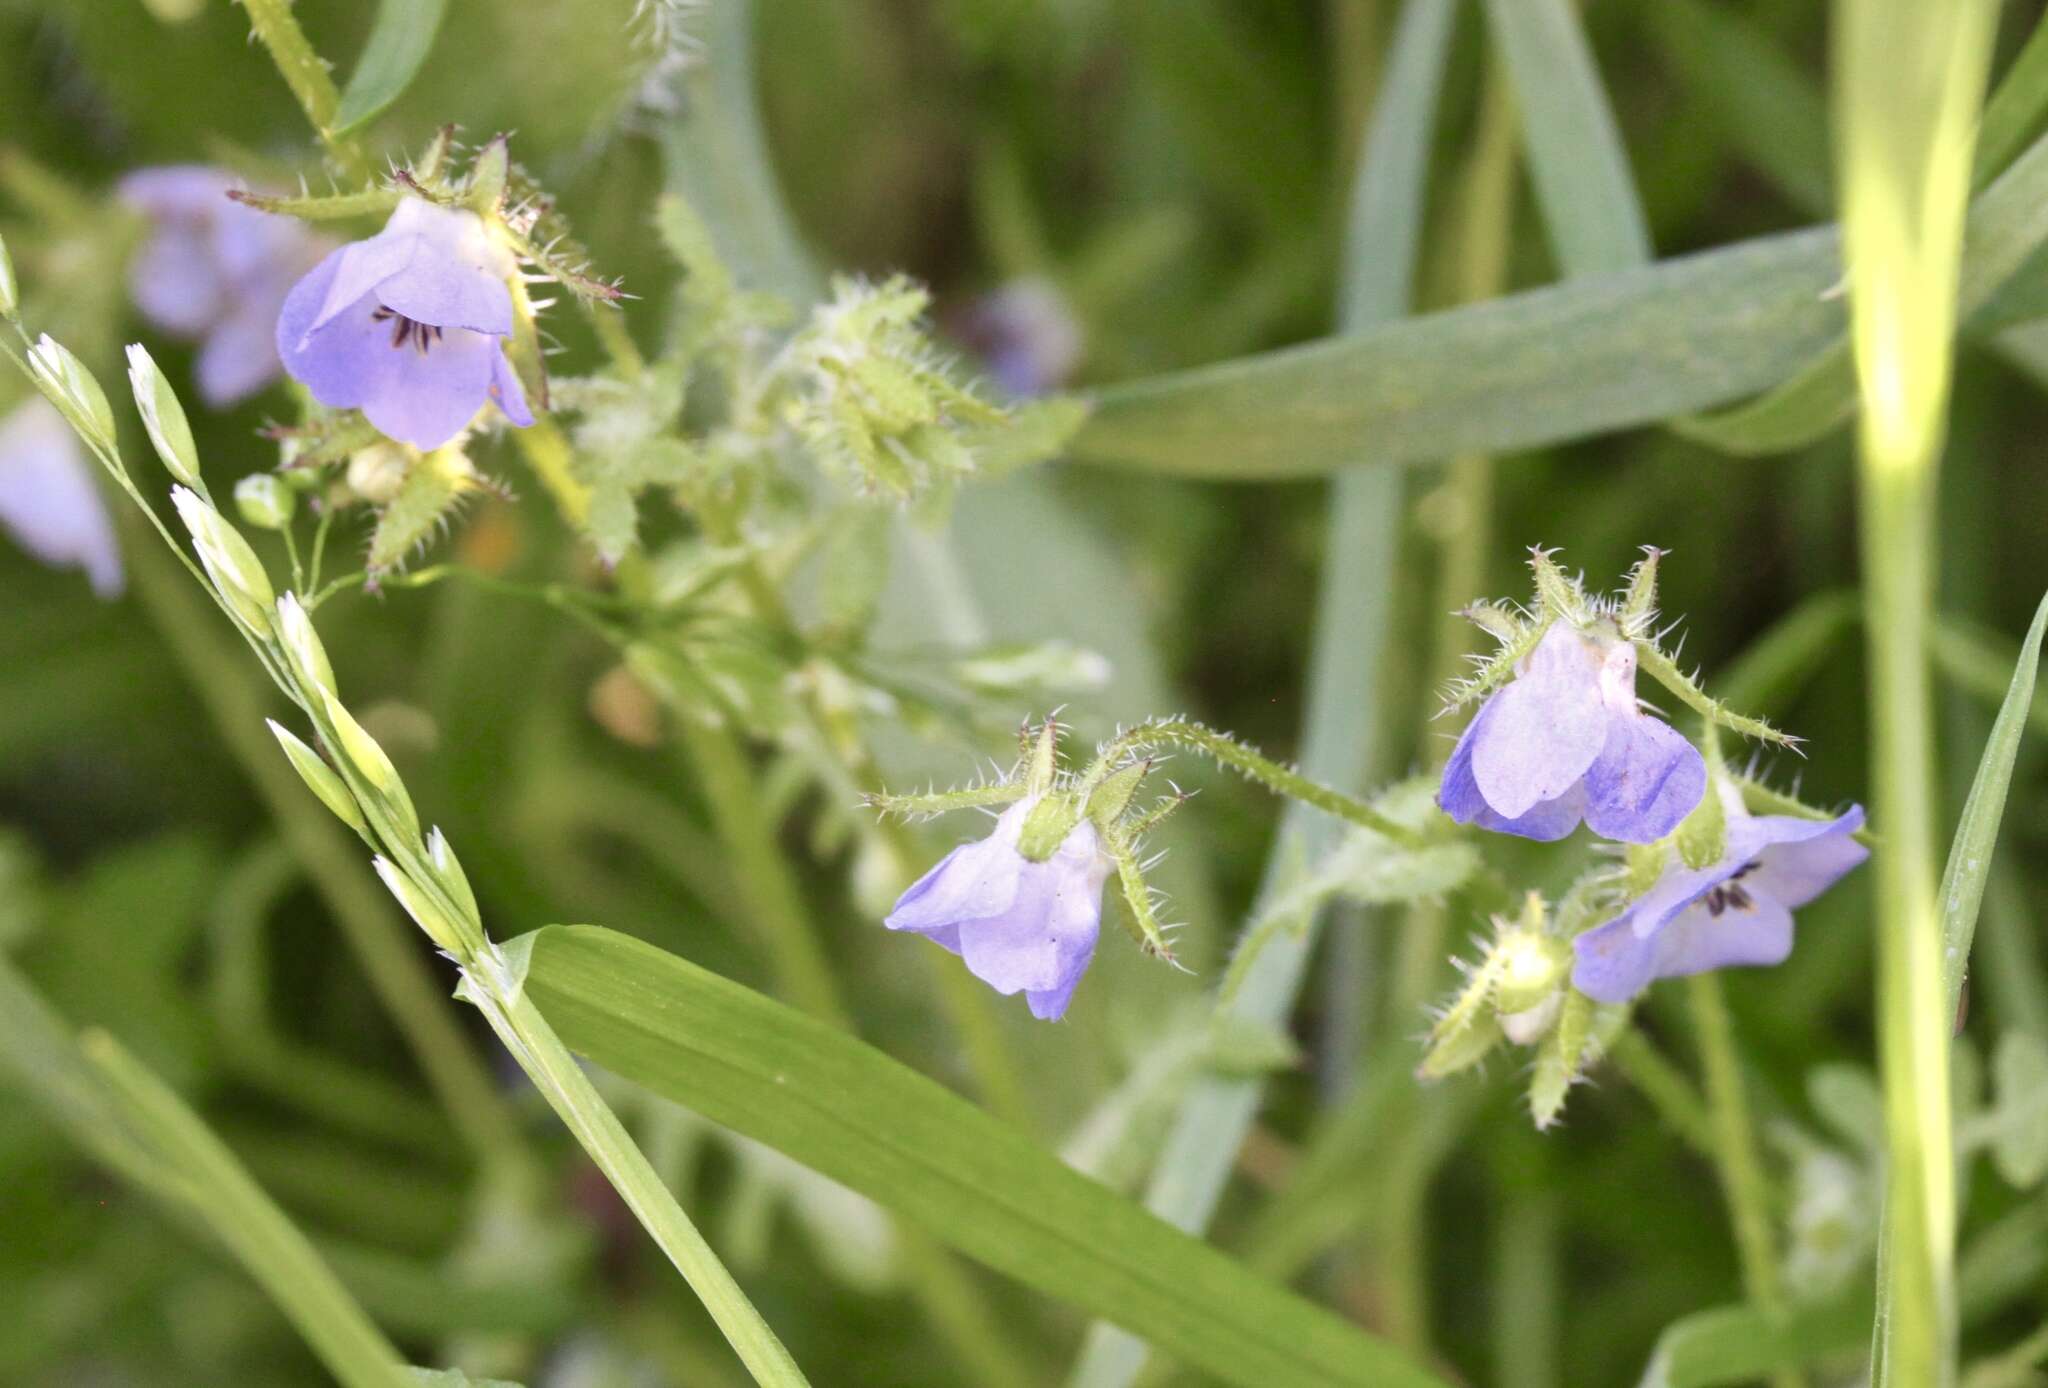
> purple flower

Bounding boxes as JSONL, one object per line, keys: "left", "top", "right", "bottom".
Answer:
{"left": 0, "top": 399, "right": 123, "bottom": 598}
{"left": 957, "top": 279, "right": 1083, "bottom": 397}
{"left": 121, "top": 166, "right": 330, "bottom": 407}
{"left": 885, "top": 797, "right": 1112, "bottom": 1020}
{"left": 276, "top": 199, "right": 533, "bottom": 450}
{"left": 1572, "top": 796, "right": 1867, "bottom": 1002}
{"left": 1439, "top": 622, "right": 1706, "bottom": 843}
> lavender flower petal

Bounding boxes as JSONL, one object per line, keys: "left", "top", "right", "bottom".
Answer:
{"left": 1745, "top": 807, "right": 1869, "bottom": 908}
{"left": 1469, "top": 624, "right": 1609, "bottom": 819}
{"left": 0, "top": 400, "right": 124, "bottom": 598}
{"left": 883, "top": 799, "right": 1110, "bottom": 1021}
{"left": 1581, "top": 714, "right": 1708, "bottom": 844}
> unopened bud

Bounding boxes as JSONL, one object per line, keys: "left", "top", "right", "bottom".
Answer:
{"left": 234, "top": 473, "right": 295, "bottom": 530}
{"left": 275, "top": 593, "right": 335, "bottom": 696}
{"left": 125, "top": 345, "right": 201, "bottom": 487}
{"left": 171, "top": 486, "right": 275, "bottom": 636}
{"left": 28, "top": 334, "right": 114, "bottom": 451}
{"left": 0, "top": 231, "right": 16, "bottom": 316}
{"left": 267, "top": 720, "right": 366, "bottom": 834}
{"left": 1495, "top": 930, "right": 1570, "bottom": 1015}
{"left": 347, "top": 443, "right": 411, "bottom": 504}
{"left": 373, "top": 856, "right": 471, "bottom": 957}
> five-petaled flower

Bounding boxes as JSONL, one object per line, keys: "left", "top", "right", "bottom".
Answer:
{"left": 1439, "top": 621, "right": 1706, "bottom": 844}
{"left": 121, "top": 166, "right": 330, "bottom": 407}
{"left": 1571, "top": 788, "right": 1867, "bottom": 1003}
{"left": 276, "top": 199, "right": 533, "bottom": 450}
{"left": 884, "top": 796, "right": 1113, "bottom": 1020}
{"left": 0, "top": 399, "right": 123, "bottom": 598}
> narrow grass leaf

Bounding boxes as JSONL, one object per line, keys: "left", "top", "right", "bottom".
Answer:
{"left": 1640, "top": 0, "right": 1832, "bottom": 216}
{"left": 1940, "top": 590, "right": 2048, "bottom": 1016}
{"left": 332, "top": 0, "right": 449, "bottom": 135}
{"left": 1484, "top": 0, "right": 1651, "bottom": 274}
{"left": 518, "top": 924, "right": 1448, "bottom": 1388}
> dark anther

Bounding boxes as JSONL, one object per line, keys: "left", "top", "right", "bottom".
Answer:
{"left": 370, "top": 305, "right": 444, "bottom": 356}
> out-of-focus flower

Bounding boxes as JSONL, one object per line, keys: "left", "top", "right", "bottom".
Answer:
{"left": 0, "top": 399, "right": 122, "bottom": 598}
{"left": 957, "top": 277, "right": 1084, "bottom": 397}
{"left": 120, "top": 166, "right": 330, "bottom": 406}
{"left": 276, "top": 199, "right": 533, "bottom": 450}
{"left": 884, "top": 795, "right": 1112, "bottom": 1020}
{"left": 1439, "top": 621, "right": 1706, "bottom": 844}
{"left": 1572, "top": 790, "right": 1867, "bottom": 1002}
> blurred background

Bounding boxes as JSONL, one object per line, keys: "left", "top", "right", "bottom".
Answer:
{"left": 3, "top": 1, "right": 2046, "bottom": 1384}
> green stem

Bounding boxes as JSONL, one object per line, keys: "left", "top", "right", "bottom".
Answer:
{"left": 236, "top": 0, "right": 368, "bottom": 178}
{"left": 1082, "top": 719, "right": 1418, "bottom": 845}
{"left": 675, "top": 717, "right": 852, "bottom": 1030}
{"left": 1689, "top": 974, "right": 1804, "bottom": 1388}
{"left": 1605, "top": 1028, "right": 1718, "bottom": 1160}
{"left": 463, "top": 966, "right": 809, "bottom": 1386}
{"left": 125, "top": 528, "right": 537, "bottom": 1189}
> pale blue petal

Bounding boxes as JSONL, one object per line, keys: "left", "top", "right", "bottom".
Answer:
{"left": 1744, "top": 807, "right": 1867, "bottom": 909}
{"left": 0, "top": 402, "right": 124, "bottom": 599}
{"left": 1470, "top": 624, "right": 1608, "bottom": 819}
{"left": 357, "top": 327, "right": 502, "bottom": 450}
{"left": 1581, "top": 714, "right": 1705, "bottom": 843}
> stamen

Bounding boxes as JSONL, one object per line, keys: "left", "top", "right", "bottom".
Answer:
{"left": 369, "top": 305, "right": 440, "bottom": 356}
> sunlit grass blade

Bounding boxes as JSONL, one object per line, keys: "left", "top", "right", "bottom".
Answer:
{"left": 1484, "top": 0, "right": 1650, "bottom": 273}
{"left": 1938, "top": 590, "right": 2048, "bottom": 1015}
{"left": 514, "top": 924, "right": 1449, "bottom": 1388}
{"left": 1835, "top": 0, "right": 2000, "bottom": 1383}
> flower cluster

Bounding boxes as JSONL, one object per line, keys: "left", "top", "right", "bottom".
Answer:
{"left": 1420, "top": 550, "right": 1868, "bottom": 1123}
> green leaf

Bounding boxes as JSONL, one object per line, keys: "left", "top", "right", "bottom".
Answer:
{"left": 332, "top": 0, "right": 450, "bottom": 136}
{"left": 406, "top": 1371, "right": 524, "bottom": 1388}
{"left": 1669, "top": 342, "right": 1857, "bottom": 456}
{"left": 1990, "top": 1033, "right": 2048, "bottom": 1189}
{"left": 1636, "top": 1292, "right": 1870, "bottom": 1388}
{"left": 1975, "top": 12, "right": 2048, "bottom": 185}
{"left": 1941, "top": 590, "right": 2048, "bottom": 1017}
{"left": 1484, "top": 0, "right": 1651, "bottom": 275}
{"left": 517, "top": 924, "right": 1447, "bottom": 1388}
{"left": 1076, "top": 117, "right": 2048, "bottom": 477}
{"left": 1070, "top": 225, "right": 1841, "bottom": 477}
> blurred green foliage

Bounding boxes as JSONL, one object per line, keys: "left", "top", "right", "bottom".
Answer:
{"left": 4, "top": 0, "right": 2048, "bottom": 1385}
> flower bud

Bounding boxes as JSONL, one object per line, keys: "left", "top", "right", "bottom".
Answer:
{"left": 0, "top": 231, "right": 16, "bottom": 316}
{"left": 125, "top": 344, "right": 201, "bottom": 487}
{"left": 347, "top": 443, "right": 411, "bottom": 504}
{"left": 275, "top": 593, "right": 335, "bottom": 697}
{"left": 267, "top": 720, "right": 366, "bottom": 834}
{"left": 170, "top": 486, "right": 275, "bottom": 636}
{"left": 28, "top": 334, "right": 115, "bottom": 451}
{"left": 234, "top": 473, "right": 295, "bottom": 530}
{"left": 1495, "top": 929, "right": 1571, "bottom": 1015}
{"left": 373, "top": 855, "right": 471, "bottom": 957}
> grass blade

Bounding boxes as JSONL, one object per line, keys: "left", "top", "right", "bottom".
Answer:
{"left": 332, "top": 0, "right": 449, "bottom": 135}
{"left": 1484, "top": 0, "right": 1651, "bottom": 273}
{"left": 0, "top": 955, "right": 411, "bottom": 1388}
{"left": 1069, "top": 109, "right": 2048, "bottom": 479}
{"left": 1940, "top": 590, "right": 2048, "bottom": 1016}
{"left": 516, "top": 924, "right": 1449, "bottom": 1388}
